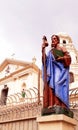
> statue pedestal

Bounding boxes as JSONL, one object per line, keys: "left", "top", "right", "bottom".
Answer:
{"left": 37, "top": 114, "right": 77, "bottom": 130}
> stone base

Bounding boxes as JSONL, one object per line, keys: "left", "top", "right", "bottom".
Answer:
{"left": 37, "top": 114, "right": 77, "bottom": 130}
{"left": 41, "top": 106, "right": 74, "bottom": 118}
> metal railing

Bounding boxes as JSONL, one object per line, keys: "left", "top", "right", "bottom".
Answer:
{"left": 69, "top": 87, "right": 78, "bottom": 108}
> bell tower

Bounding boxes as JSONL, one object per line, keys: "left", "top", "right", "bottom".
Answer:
{"left": 58, "top": 32, "right": 78, "bottom": 88}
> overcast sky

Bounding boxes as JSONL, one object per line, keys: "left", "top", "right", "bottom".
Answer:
{"left": 0, "top": 0, "right": 78, "bottom": 68}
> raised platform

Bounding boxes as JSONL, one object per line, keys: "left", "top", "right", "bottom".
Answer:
{"left": 37, "top": 114, "right": 77, "bottom": 130}
{"left": 41, "top": 106, "right": 74, "bottom": 118}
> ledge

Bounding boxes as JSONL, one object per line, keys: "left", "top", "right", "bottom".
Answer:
{"left": 37, "top": 114, "right": 77, "bottom": 125}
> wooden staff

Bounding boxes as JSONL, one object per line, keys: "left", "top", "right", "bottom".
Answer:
{"left": 42, "top": 36, "right": 49, "bottom": 108}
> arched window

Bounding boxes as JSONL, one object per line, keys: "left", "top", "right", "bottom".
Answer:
{"left": 22, "top": 82, "right": 26, "bottom": 88}
{"left": 69, "top": 72, "right": 74, "bottom": 83}
{"left": 63, "top": 40, "right": 66, "bottom": 44}
{"left": 1, "top": 85, "right": 9, "bottom": 105}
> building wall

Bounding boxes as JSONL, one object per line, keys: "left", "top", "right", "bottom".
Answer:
{"left": 0, "top": 67, "right": 43, "bottom": 105}
{"left": 0, "top": 101, "right": 42, "bottom": 130}
{"left": 0, "top": 103, "right": 77, "bottom": 130}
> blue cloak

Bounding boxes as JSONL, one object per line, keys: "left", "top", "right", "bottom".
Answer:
{"left": 42, "top": 50, "right": 69, "bottom": 107}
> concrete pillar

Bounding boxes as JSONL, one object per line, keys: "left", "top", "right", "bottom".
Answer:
{"left": 37, "top": 114, "right": 77, "bottom": 130}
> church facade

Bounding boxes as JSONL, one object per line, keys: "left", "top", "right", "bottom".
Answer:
{"left": 0, "top": 58, "right": 43, "bottom": 105}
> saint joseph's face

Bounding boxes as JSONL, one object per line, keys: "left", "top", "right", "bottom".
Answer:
{"left": 51, "top": 35, "right": 59, "bottom": 48}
